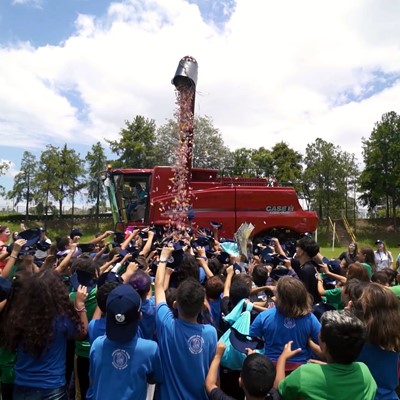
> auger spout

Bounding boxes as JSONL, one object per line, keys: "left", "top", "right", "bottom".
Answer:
{"left": 172, "top": 55, "right": 198, "bottom": 174}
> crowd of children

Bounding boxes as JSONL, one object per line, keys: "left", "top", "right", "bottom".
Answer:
{"left": 0, "top": 222, "right": 400, "bottom": 400}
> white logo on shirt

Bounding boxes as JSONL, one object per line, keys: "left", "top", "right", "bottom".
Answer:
{"left": 284, "top": 318, "right": 296, "bottom": 329}
{"left": 112, "top": 349, "right": 130, "bottom": 370}
{"left": 188, "top": 335, "right": 204, "bottom": 354}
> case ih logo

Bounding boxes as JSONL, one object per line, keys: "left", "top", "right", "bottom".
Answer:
{"left": 266, "top": 205, "right": 294, "bottom": 213}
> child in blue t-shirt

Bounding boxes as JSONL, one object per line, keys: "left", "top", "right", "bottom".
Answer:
{"left": 155, "top": 246, "right": 218, "bottom": 400}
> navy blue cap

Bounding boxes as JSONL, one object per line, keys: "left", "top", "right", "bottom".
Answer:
{"left": 106, "top": 285, "right": 142, "bottom": 342}
{"left": 217, "top": 252, "right": 230, "bottom": 265}
{"left": 210, "top": 221, "right": 222, "bottom": 230}
{"left": 70, "top": 228, "right": 83, "bottom": 239}
{"left": 97, "top": 271, "right": 123, "bottom": 288}
{"left": 322, "top": 257, "right": 341, "bottom": 274}
{"left": 261, "top": 247, "right": 274, "bottom": 264}
{"left": 17, "top": 229, "right": 41, "bottom": 248}
{"left": 0, "top": 277, "right": 11, "bottom": 302}
{"left": 313, "top": 302, "right": 336, "bottom": 321}
{"left": 229, "top": 328, "right": 264, "bottom": 353}
{"left": 70, "top": 269, "right": 97, "bottom": 293}
{"left": 167, "top": 249, "right": 184, "bottom": 269}
{"left": 78, "top": 243, "right": 96, "bottom": 253}
{"left": 270, "top": 267, "right": 291, "bottom": 281}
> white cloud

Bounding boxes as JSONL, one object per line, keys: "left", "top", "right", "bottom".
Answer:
{"left": 2, "top": 0, "right": 400, "bottom": 167}
{"left": 12, "top": 0, "right": 42, "bottom": 7}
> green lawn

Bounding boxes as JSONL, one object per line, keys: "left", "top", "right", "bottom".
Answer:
{"left": 320, "top": 246, "right": 347, "bottom": 260}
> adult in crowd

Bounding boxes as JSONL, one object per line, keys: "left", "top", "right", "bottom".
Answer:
{"left": 374, "top": 240, "right": 393, "bottom": 271}
{"left": 338, "top": 242, "right": 358, "bottom": 270}
{"left": 291, "top": 237, "right": 321, "bottom": 304}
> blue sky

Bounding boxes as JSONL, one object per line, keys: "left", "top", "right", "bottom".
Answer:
{"left": 1, "top": 0, "right": 400, "bottom": 203}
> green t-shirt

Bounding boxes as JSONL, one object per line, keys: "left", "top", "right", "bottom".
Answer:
{"left": 279, "top": 362, "right": 377, "bottom": 400}
{"left": 323, "top": 287, "right": 345, "bottom": 310}
{"left": 0, "top": 347, "right": 16, "bottom": 384}
{"left": 70, "top": 286, "right": 97, "bottom": 358}
{"left": 361, "top": 263, "right": 373, "bottom": 278}
{"left": 389, "top": 285, "right": 400, "bottom": 300}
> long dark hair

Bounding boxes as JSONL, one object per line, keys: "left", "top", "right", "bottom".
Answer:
{"left": 3, "top": 269, "right": 82, "bottom": 357}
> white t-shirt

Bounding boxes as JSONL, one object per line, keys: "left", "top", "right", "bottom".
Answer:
{"left": 375, "top": 251, "right": 393, "bottom": 271}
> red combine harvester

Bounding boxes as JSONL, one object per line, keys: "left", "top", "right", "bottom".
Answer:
{"left": 105, "top": 56, "right": 318, "bottom": 243}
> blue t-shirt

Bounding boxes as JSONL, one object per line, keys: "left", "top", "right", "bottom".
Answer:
{"left": 139, "top": 296, "right": 156, "bottom": 340}
{"left": 357, "top": 342, "right": 399, "bottom": 400}
{"left": 89, "top": 335, "right": 162, "bottom": 400}
{"left": 208, "top": 298, "right": 222, "bottom": 329}
{"left": 156, "top": 302, "right": 217, "bottom": 400}
{"left": 88, "top": 318, "right": 106, "bottom": 345}
{"left": 250, "top": 307, "right": 321, "bottom": 362}
{"left": 15, "top": 316, "right": 77, "bottom": 389}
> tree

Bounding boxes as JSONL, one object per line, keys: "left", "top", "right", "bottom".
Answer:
{"left": 57, "top": 144, "right": 85, "bottom": 217}
{"left": 7, "top": 151, "right": 37, "bottom": 219}
{"left": 230, "top": 148, "right": 255, "bottom": 176}
{"left": 34, "top": 145, "right": 61, "bottom": 217}
{"left": 303, "top": 138, "right": 353, "bottom": 221}
{"left": 34, "top": 144, "right": 85, "bottom": 216}
{"left": 359, "top": 111, "right": 400, "bottom": 219}
{"left": 0, "top": 160, "right": 10, "bottom": 196}
{"left": 86, "top": 142, "right": 108, "bottom": 226}
{"left": 271, "top": 142, "right": 303, "bottom": 183}
{"left": 155, "top": 115, "right": 231, "bottom": 169}
{"left": 107, "top": 115, "right": 158, "bottom": 168}
{"left": 251, "top": 147, "right": 274, "bottom": 177}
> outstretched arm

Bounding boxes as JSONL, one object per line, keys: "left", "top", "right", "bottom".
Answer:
{"left": 205, "top": 342, "right": 225, "bottom": 394}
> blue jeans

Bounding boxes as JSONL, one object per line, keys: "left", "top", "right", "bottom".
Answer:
{"left": 13, "top": 385, "right": 67, "bottom": 400}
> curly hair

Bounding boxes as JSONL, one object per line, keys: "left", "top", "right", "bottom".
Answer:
{"left": 3, "top": 269, "right": 82, "bottom": 358}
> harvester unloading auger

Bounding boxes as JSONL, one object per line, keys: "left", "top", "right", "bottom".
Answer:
{"left": 169, "top": 56, "right": 198, "bottom": 228}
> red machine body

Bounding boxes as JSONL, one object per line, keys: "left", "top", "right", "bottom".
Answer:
{"left": 106, "top": 165, "right": 318, "bottom": 240}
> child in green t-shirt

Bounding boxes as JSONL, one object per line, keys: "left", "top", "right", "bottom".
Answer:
{"left": 274, "top": 310, "right": 377, "bottom": 400}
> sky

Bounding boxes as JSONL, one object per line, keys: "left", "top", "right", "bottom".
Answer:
{"left": 1, "top": 0, "right": 400, "bottom": 199}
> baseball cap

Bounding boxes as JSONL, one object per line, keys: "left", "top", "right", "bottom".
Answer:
{"left": 321, "top": 257, "right": 341, "bottom": 274}
{"left": 16, "top": 228, "right": 41, "bottom": 248}
{"left": 70, "top": 228, "right": 83, "bottom": 239}
{"left": 106, "top": 285, "right": 142, "bottom": 342}
{"left": 70, "top": 269, "right": 97, "bottom": 293}
{"left": 375, "top": 240, "right": 384, "bottom": 245}
{"left": 229, "top": 328, "right": 264, "bottom": 353}
{"left": 97, "top": 271, "right": 123, "bottom": 288}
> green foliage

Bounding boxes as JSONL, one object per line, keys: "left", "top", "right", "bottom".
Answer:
{"left": 107, "top": 115, "right": 158, "bottom": 168}
{"left": 7, "top": 151, "right": 37, "bottom": 218}
{"left": 359, "top": 111, "right": 400, "bottom": 218}
{"left": 85, "top": 142, "right": 108, "bottom": 218}
{"left": 0, "top": 160, "right": 10, "bottom": 196}
{"left": 155, "top": 115, "right": 231, "bottom": 169}
{"left": 33, "top": 144, "right": 85, "bottom": 216}
{"left": 303, "top": 138, "right": 358, "bottom": 221}
{"left": 271, "top": 142, "right": 303, "bottom": 183}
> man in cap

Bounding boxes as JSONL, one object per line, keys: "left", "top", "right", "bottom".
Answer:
{"left": 88, "top": 284, "right": 162, "bottom": 400}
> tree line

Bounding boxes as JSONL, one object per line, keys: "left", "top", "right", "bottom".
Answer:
{"left": 1, "top": 111, "right": 400, "bottom": 223}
